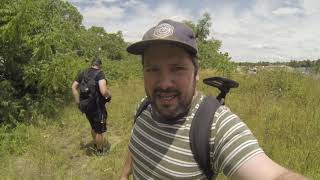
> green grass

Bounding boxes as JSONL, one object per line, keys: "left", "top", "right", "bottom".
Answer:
{"left": 0, "top": 70, "right": 319, "bottom": 179}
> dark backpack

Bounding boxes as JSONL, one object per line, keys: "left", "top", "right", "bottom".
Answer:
{"left": 134, "top": 96, "right": 221, "bottom": 180}
{"left": 79, "top": 69, "right": 101, "bottom": 113}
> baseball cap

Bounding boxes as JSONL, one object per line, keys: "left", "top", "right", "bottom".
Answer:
{"left": 127, "top": 19, "right": 197, "bottom": 55}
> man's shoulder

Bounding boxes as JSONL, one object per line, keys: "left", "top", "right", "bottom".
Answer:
{"left": 215, "top": 105, "right": 232, "bottom": 116}
{"left": 192, "top": 91, "right": 223, "bottom": 111}
{"left": 193, "top": 92, "right": 236, "bottom": 123}
{"left": 212, "top": 105, "right": 237, "bottom": 125}
{"left": 134, "top": 96, "right": 150, "bottom": 117}
{"left": 86, "top": 68, "right": 105, "bottom": 80}
{"left": 87, "top": 67, "right": 101, "bottom": 73}
{"left": 93, "top": 68, "right": 106, "bottom": 80}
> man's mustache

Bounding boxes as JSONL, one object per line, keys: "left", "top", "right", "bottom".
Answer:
{"left": 154, "top": 88, "right": 180, "bottom": 95}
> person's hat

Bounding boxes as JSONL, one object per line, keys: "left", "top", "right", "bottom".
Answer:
{"left": 127, "top": 19, "right": 197, "bottom": 55}
{"left": 91, "top": 58, "right": 102, "bottom": 66}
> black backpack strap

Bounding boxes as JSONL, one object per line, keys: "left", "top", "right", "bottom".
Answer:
{"left": 189, "top": 96, "right": 221, "bottom": 179}
{"left": 93, "top": 69, "right": 102, "bottom": 92}
{"left": 91, "top": 69, "right": 102, "bottom": 112}
{"left": 82, "top": 69, "right": 101, "bottom": 82}
{"left": 92, "top": 69, "right": 102, "bottom": 81}
{"left": 134, "top": 97, "right": 150, "bottom": 123}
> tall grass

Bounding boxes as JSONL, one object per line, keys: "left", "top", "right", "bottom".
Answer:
{"left": 0, "top": 69, "right": 319, "bottom": 179}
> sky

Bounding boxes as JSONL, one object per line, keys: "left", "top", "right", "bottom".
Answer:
{"left": 68, "top": 0, "right": 320, "bottom": 62}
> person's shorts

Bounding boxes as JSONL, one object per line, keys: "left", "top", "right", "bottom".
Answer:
{"left": 85, "top": 109, "right": 107, "bottom": 134}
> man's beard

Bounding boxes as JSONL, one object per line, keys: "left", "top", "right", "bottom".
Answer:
{"left": 146, "top": 81, "right": 196, "bottom": 121}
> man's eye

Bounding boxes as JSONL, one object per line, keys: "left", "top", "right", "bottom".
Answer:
{"left": 145, "top": 68, "right": 159, "bottom": 72}
{"left": 173, "top": 66, "right": 186, "bottom": 71}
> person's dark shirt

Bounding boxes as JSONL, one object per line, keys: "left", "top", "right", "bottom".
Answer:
{"left": 76, "top": 67, "right": 106, "bottom": 83}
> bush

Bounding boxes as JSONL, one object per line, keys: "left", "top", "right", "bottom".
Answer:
{"left": 0, "top": 124, "right": 36, "bottom": 156}
{"left": 103, "top": 57, "right": 142, "bottom": 82}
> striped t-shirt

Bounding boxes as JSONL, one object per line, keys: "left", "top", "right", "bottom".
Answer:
{"left": 129, "top": 92, "right": 263, "bottom": 179}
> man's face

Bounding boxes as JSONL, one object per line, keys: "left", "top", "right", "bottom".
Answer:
{"left": 143, "top": 44, "right": 197, "bottom": 120}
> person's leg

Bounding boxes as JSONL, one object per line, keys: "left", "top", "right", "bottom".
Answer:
{"left": 95, "top": 132, "right": 104, "bottom": 151}
{"left": 101, "top": 109, "right": 108, "bottom": 149}
{"left": 86, "top": 113, "right": 97, "bottom": 146}
{"left": 91, "top": 129, "right": 95, "bottom": 141}
{"left": 93, "top": 111, "right": 108, "bottom": 154}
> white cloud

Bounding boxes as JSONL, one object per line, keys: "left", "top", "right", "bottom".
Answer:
{"left": 99, "top": 0, "right": 119, "bottom": 2}
{"left": 250, "top": 44, "right": 277, "bottom": 50}
{"left": 97, "top": 2, "right": 194, "bottom": 42}
{"left": 202, "top": 0, "right": 320, "bottom": 61}
{"left": 211, "top": 6, "right": 243, "bottom": 36}
{"left": 302, "top": 0, "right": 320, "bottom": 15}
{"left": 123, "top": 0, "right": 139, "bottom": 7}
{"left": 68, "top": 0, "right": 86, "bottom": 3}
{"left": 78, "top": 1, "right": 125, "bottom": 27}
{"left": 69, "top": 0, "right": 119, "bottom": 3}
{"left": 70, "top": 0, "right": 320, "bottom": 62}
{"left": 272, "top": 7, "right": 303, "bottom": 16}
{"left": 83, "top": 6, "right": 124, "bottom": 20}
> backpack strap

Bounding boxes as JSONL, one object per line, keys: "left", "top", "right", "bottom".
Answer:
{"left": 88, "top": 69, "right": 101, "bottom": 81}
{"left": 81, "top": 69, "right": 101, "bottom": 85}
{"left": 89, "top": 69, "right": 103, "bottom": 111}
{"left": 134, "top": 97, "right": 150, "bottom": 123}
{"left": 189, "top": 96, "right": 221, "bottom": 179}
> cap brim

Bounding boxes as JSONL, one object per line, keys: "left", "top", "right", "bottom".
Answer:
{"left": 127, "top": 39, "right": 197, "bottom": 55}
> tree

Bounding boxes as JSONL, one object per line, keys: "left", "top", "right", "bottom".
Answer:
{"left": 0, "top": 0, "right": 135, "bottom": 125}
{"left": 195, "top": 12, "right": 211, "bottom": 42}
{"left": 184, "top": 13, "right": 235, "bottom": 74}
{"left": 0, "top": 0, "right": 87, "bottom": 124}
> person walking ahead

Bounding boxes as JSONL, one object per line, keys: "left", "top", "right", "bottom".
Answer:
{"left": 71, "top": 58, "right": 111, "bottom": 155}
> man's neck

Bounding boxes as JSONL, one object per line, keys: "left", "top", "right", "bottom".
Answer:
{"left": 91, "top": 65, "right": 100, "bottom": 69}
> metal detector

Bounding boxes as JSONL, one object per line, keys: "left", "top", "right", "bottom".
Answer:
{"left": 203, "top": 76, "right": 239, "bottom": 105}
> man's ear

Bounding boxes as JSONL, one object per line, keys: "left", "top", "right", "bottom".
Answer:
{"left": 195, "top": 69, "right": 200, "bottom": 81}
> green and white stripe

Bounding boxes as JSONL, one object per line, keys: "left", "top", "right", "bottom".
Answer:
{"left": 129, "top": 92, "right": 263, "bottom": 179}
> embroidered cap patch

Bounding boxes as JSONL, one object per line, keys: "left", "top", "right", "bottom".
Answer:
{"left": 153, "top": 23, "right": 174, "bottom": 38}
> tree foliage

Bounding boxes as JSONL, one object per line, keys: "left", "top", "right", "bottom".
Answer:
{"left": 0, "top": 2, "right": 234, "bottom": 125}
{"left": 237, "top": 59, "right": 320, "bottom": 74}
{"left": 0, "top": 0, "right": 132, "bottom": 125}
{"left": 183, "top": 13, "right": 235, "bottom": 74}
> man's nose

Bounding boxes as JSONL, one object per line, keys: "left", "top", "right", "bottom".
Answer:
{"left": 158, "top": 70, "right": 174, "bottom": 90}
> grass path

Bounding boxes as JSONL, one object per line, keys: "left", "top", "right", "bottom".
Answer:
{"left": 1, "top": 71, "right": 320, "bottom": 179}
{"left": 0, "top": 79, "right": 146, "bottom": 179}
{"left": 1, "top": 105, "right": 131, "bottom": 179}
